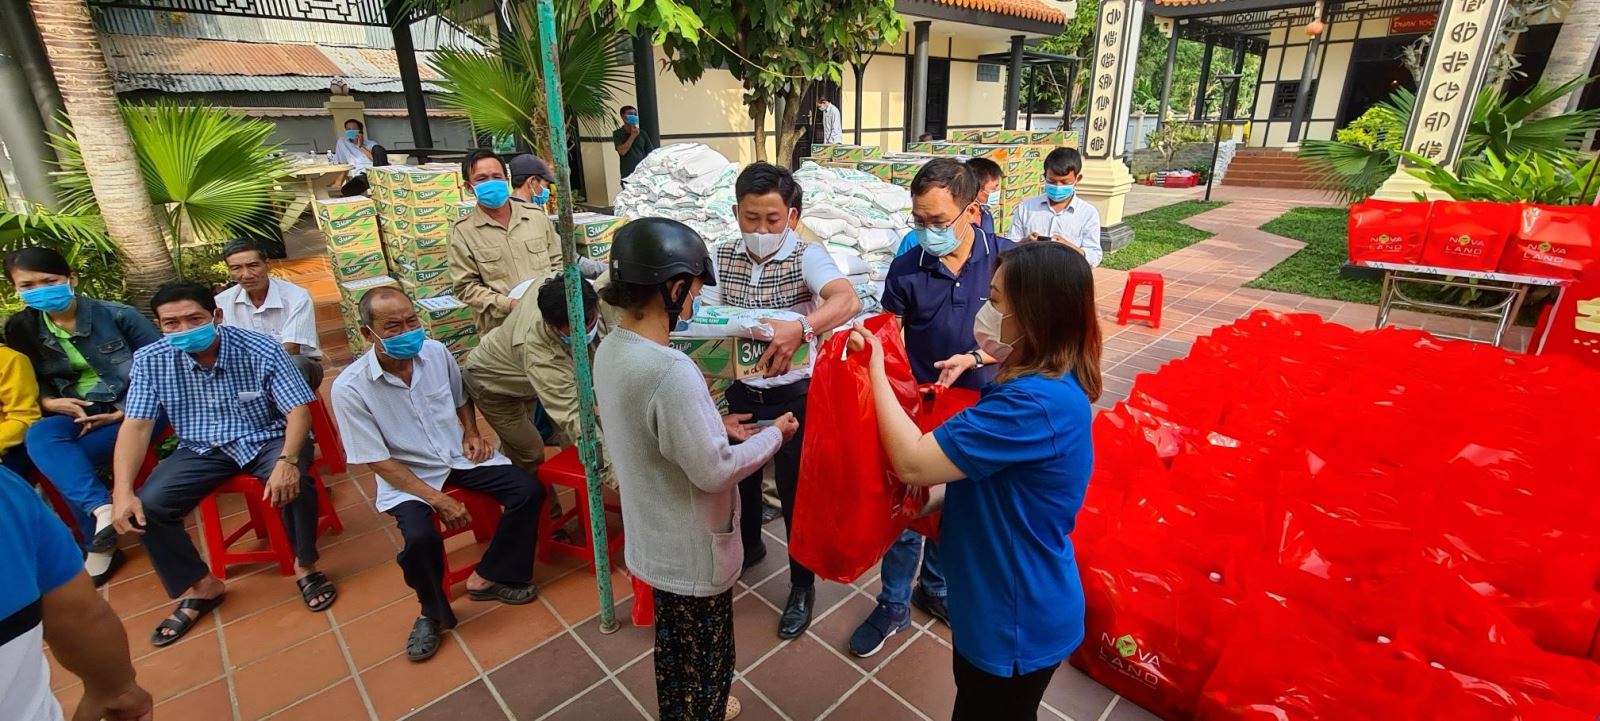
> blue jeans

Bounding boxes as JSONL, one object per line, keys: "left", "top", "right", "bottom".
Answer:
{"left": 877, "top": 529, "right": 946, "bottom": 610}
{"left": 25, "top": 415, "right": 143, "bottom": 539}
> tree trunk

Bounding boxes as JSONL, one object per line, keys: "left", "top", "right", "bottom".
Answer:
{"left": 750, "top": 97, "right": 770, "bottom": 164}
{"left": 28, "top": 0, "right": 175, "bottom": 310}
{"left": 774, "top": 86, "right": 805, "bottom": 169}
{"left": 1528, "top": 0, "right": 1600, "bottom": 120}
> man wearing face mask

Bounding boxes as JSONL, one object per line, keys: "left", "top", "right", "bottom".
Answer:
{"left": 449, "top": 149, "right": 564, "bottom": 332}
{"left": 1005, "top": 147, "right": 1102, "bottom": 266}
{"left": 817, "top": 97, "right": 843, "bottom": 145}
{"left": 333, "top": 119, "right": 384, "bottom": 197}
{"left": 703, "top": 162, "right": 861, "bottom": 640}
{"left": 848, "top": 158, "right": 1015, "bottom": 659}
{"left": 508, "top": 154, "right": 554, "bottom": 209}
{"left": 109, "top": 281, "right": 334, "bottom": 649}
{"left": 332, "top": 286, "right": 545, "bottom": 662}
{"left": 613, "top": 105, "right": 656, "bottom": 179}
{"left": 896, "top": 158, "right": 1003, "bottom": 257}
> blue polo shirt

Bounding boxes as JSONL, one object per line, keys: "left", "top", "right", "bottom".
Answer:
{"left": 882, "top": 229, "right": 1014, "bottom": 390}
{"left": 932, "top": 372, "right": 1093, "bottom": 676}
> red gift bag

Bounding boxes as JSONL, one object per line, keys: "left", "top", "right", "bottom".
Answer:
{"left": 1498, "top": 203, "right": 1600, "bottom": 280}
{"left": 1348, "top": 199, "right": 1430, "bottom": 265}
{"left": 790, "top": 313, "right": 921, "bottom": 583}
{"left": 1419, "top": 201, "right": 1516, "bottom": 272}
{"left": 905, "top": 384, "right": 979, "bottom": 541}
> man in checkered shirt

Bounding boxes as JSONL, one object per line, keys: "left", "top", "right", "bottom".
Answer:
{"left": 108, "top": 281, "right": 336, "bottom": 649}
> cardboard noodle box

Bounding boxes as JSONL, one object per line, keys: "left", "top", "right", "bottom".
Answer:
{"left": 558, "top": 213, "right": 628, "bottom": 262}
{"left": 668, "top": 336, "right": 812, "bottom": 381}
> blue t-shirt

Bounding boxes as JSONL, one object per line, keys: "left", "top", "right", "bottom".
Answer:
{"left": 1, "top": 466, "right": 83, "bottom": 719}
{"left": 883, "top": 229, "right": 1014, "bottom": 391}
{"left": 932, "top": 373, "right": 1094, "bottom": 676}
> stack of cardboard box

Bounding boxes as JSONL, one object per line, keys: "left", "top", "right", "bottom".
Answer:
{"left": 314, "top": 197, "right": 389, "bottom": 356}
{"left": 562, "top": 212, "right": 629, "bottom": 263}
{"left": 334, "top": 275, "right": 400, "bottom": 355}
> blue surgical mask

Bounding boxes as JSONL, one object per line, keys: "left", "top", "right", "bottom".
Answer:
{"left": 918, "top": 225, "right": 960, "bottom": 257}
{"left": 19, "top": 283, "right": 74, "bottom": 313}
{"left": 560, "top": 323, "right": 601, "bottom": 346}
{"left": 532, "top": 188, "right": 550, "bottom": 206}
{"left": 1045, "top": 183, "right": 1076, "bottom": 203}
{"left": 374, "top": 327, "right": 426, "bottom": 360}
{"left": 625, "top": 114, "right": 639, "bottom": 126}
{"left": 673, "top": 297, "right": 701, "bottom": 333}
{"left": 473, "top": 179, "right": 511, "bottom": 209}
{"left": 345, "top": 128, "right": 358, "bottom": 140}
{"left": 983, "top": 193, "right": 999, "bottom": 209}
{"left": 167, "top": 322, "right": 218, "bottom": 354}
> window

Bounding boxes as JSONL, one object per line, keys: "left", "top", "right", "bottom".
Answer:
{"left": 976, "top": 64, "right": 1001, "bottom": 82}
{"left": 1269, "top": 80, "right": 1317, "bottom": 120}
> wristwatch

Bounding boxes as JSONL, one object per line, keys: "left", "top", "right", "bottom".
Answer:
{"left": 800, "top": 319, "right": 816, "bottom": 344}
{"left": 969, "top": 351, "right": 985, "bottom": 368}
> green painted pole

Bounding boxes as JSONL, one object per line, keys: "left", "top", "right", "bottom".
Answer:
{"left": 535, "top": 0, "right": 618, "bottom": 634}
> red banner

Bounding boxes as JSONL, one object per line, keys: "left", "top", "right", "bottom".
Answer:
{"left": 1390, "top": 13, "right": 1438, "bottom": 33}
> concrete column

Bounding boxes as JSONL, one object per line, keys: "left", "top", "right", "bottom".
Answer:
{"left": 1375, "top": 0, "right": 1512, "bottom": 199}
{"left": 1157, "top": 21, "right": 1179, "bottom": 132}
{"left": 1004, "top": 34, "right": 1025, "bottom": 130}
{"left": 1285, "top": 32, "right": 1320, "bottom": 144}
{"left": 1194, "top": 35, "right": 1216, "bottom": 120}
{"left": 910, "top": 21, "right": 931, "bottom": 140}
{"left": 1078, "top": 0, "right": 1146, "bottom": 251}
{"left": 631, "top": 33, "right": 661, "bottom": 148}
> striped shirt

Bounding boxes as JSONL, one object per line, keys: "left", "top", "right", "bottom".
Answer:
{"left": 330, "top": 339, "right": 509, "bottom": 513}
{"left": 125, "top": 326, "right": 314, "bottom": 466}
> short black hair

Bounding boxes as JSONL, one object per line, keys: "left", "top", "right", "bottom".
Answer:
{"left": 1045, "top": 147, "right": 1082, "bottom": 178}
{"left": 966, "top": 157, "right": 1003, "bottom": 185}
{"left": 344, "top": 118, "right": 364, "bottom": 132}
{"left": 536, "top": 275, "right": 599, "bottom": 329}
{"left": 220, "top": 240, "right": 267, "bottom": 265}
{"left": 620, "top": 105, "right": 637, "bottom": 118}
{"left": 461, "top": 149, "right": 506, "bottom": 181}
{"left": 909, "top": 158, "right": 978, "bottom": 207}
{"left": 150, "top": 280, "right": 217, "bottom": 316}
{"left": 734, "top": 162, "right": 802, "bottom": 211}
{"left": 357, "top": 286, "right": 413, "bottom": 327}
{"left": 918, "top": 133, "right": 934, "bottom": 142}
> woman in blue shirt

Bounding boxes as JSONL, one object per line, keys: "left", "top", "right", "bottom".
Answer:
{"left": 850, "top": 241, "right": 1100, "bottom": 720}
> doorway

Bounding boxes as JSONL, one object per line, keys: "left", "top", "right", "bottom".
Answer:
{"left": 1336, "top": 35, "right": 1421, "bottom": 128}
{"left": 903, "top": 58, "right": 952, "bottom": 140}
{"left": 791, "top": 80, "right": 842, "bottom": 167}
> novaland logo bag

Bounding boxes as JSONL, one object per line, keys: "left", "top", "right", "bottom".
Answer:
{"left": 1348, "top": 199, "right": 1430, "bottom": 265}
{"left": 1419, "top": 201, "right": 1515, "bottom": 273}
{"left": 1499, "top": 203, "right": 1600, "bottom": 280}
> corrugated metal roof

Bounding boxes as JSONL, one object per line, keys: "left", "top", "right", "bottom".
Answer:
{"left": 93, "top": 7, "right": 485, "bottom": 51}
{"left": 101, "top": 34, "right": 453, "bottom": 94}
{"left": 109, "top": 73, "right": 448, "bottom": 94}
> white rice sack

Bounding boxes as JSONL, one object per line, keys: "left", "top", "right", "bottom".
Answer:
{"left": 829, "top": 250, "right": 871, "bottom": 278}
{"left": 802, "top": 216, "right": 852, "bottom": 241}
{"left": 672, "top": 306, "right": 805, "bottom": 340}
{"left": 857, "top": 228, "right": 902, "bottom": 255}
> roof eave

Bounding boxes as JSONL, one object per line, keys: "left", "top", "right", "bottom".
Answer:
{"left": 1152, "top": 0, "right": 1316, "bottom": 19}
{"left": 895, "top": 0, "right": 1066, "bottom": 35}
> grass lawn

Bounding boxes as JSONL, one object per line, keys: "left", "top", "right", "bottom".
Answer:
{"left": 1101, "top": 200, "right": 1227, "bottom": 271}
{"left": 1245, "top": 207, "right": 1381, "bottom": 305}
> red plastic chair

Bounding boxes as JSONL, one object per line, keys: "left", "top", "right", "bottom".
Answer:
{"left": 433, "top": 484, "right": 504, "bottom": 597}
{"left": 631, "top": 576, "right": 654, "bottom": 627}
{"left": 28, "top": 433, "right": 168, "bottom": 544}
{"left": 536, "top": 446, "right": 624, "bottom": 573}
{"left": 197, "top": 399, "right": 345, "bottom": 579}
{"left": 1117, "top": 271, "right": 1166, "bottom": 329}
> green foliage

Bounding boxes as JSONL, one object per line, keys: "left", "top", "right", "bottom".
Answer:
{"left": 1332, "top": 104, "right": 1404, "bottom": 151}
{"left": 0, "top": 206, "right": 124, "bottom": 304}
{"left": 588, "top": 0, "right": 703, "bottom": 44}
{"left": 1245, "top": 207, "right": 1381, "bottom": 304}
{"left": 1403, "top": 149, "right": 1600, "bottom": 205}
{"left": 1103, "top": 200, "right": 1226, "bottom": 270}
{"left": 53, "top": 101, "right": 290, "bottom": 259}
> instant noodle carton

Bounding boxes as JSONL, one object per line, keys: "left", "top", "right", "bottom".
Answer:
{"left": 559, "top": 213, "right": 628, "bottom": 261}
{"left": 967, "top": 144, "right": 1027, "bottom": 163}
{"left": 950, "top": 129, "right": 984, "bottom": 142}
{"left": 708, "top": 378, "right": 732, "bottom": 415}
{"left": 809, "top": 144, "right": 839, "bottom": 160}
{"left": 396, "top": 266, "right": 454, "bottom": 299}
{"left": 667, "top": 336, "right": 811, "bottom": 381}
{"left": 891, "top": 159, "right": 931, "bottom": 187}
{"left": 824, "top": 145, "right": 883, "bottom": 162}
{"left": 455, "top": 201, "right": 477, "bottom": 221}
{"left": 982, "top": 129, "right": 1032, "bottom": 144}
{"left": 905, "top": 142, "right": 937, "bottom": 153}
{"left": 330, "top": 248, "right": 388, "bottom": 283}
{"left": 315, "top": 197, "right": 378, "bottom": 236}
{"left": 415, "top": 294, "right": 475, "bottom": 334}
{"left": 856, "top": 159, "right": 897, "bottom": 184}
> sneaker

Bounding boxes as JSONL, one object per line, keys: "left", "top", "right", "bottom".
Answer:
{"left": 911, "top": 586, "right": 950, "bottom": 627}
{"left": 848, "top": 602, "right": 910, "bottom": 658}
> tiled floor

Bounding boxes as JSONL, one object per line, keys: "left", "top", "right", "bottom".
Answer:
{"left": 51, "top": 190, "right": 1531, "bottom": 720}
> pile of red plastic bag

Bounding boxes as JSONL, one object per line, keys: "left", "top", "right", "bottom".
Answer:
{"left": 1074, "top": 311, "right": 1600, "bottom": 720}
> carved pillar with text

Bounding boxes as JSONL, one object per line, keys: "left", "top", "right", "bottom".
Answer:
{"left": 1078, "top": 0, "right": 1146, "bottom": 252}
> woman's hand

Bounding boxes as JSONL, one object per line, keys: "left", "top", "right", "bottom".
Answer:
{"left": 847, "top": 323, "right": 883, "bottom": 364}
{"left": 933, "top": 353, "right": 977, "bottom": 387}
{"left": 76, "top": 410, "right": 124, "bottom": 436}
{"left": 43, "top": 397, "right": 92, "bottom": 419}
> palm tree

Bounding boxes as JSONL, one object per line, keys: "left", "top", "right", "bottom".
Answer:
{"left": 27, "top": 0, "right": 176, "bottom": 308}
{"left": 1528, "top": 0, "right": 1600, "bottom": 121}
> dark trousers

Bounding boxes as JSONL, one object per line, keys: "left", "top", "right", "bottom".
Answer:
{"left": 727, "top": 380, "right": 814, "bottom": 589}
{"left": 138, "top": 438, "right": 316, "bottom": 598}
{"left": 951, "top": 651, "right": 1060, "bottom": 721}
{"left": 386, "top": 464, "right": 545, "bottom": 628}
{"left": 340, "top": 174, "right": 370, "bottom": 197}
{"left": 654, "top": 588, "right": 735, "bottom": 721}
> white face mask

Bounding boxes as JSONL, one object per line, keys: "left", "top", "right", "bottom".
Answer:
{"left": 972, "top": 301, "right": 1016, "bottom": 362}
{"left": 742, "top": 229, "right": 788, "bottom": 259}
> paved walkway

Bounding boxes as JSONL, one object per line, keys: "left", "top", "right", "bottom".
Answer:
{"left": 55, "top": 187, "right": 1531, "bottom": 721}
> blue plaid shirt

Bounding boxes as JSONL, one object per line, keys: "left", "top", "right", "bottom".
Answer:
{"left": 125, "top": 325, "right": 315, "bottom": 466}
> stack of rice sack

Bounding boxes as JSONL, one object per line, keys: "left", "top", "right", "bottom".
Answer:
{"left": 613, "top": 143, "right": 740, "bottom": 247}
{"left": 792, "top": 162, "right": 912, "bottom": 307}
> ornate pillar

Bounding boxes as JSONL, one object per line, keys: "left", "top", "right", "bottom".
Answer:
{"left": 1374, "top": 0, "right": 1509, "bottom": 200}
{"left": 1078, "top": 0, "right": 1145, "bottom": 251}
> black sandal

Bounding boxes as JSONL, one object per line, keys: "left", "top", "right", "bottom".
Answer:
{"left": 296, "top": 572, "right": 337, "bottom": 613}
{"left": 407, "top": 617, "right": 442, "bottom": 662}
{"left": 467, "top": 581, "right": 538, "bottom": 605}
{"left": 150, "top": 595, "right": 224, "bottom": 647}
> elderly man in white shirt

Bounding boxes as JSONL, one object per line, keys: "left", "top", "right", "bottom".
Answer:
{"left": 333, "top": 118, "right": 381, "bottom": 196}
{"left": 215, "top": 241, "right": 325, "bottom": 390}
{"left": 329, "top": 286, "right": 546, "bottom": 663}
{"left": 1005, "top": 147, "right": 1104, "bottom": 267}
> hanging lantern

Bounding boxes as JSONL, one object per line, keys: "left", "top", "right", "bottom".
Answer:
{"left": 1305, "top": 0, "right": 1326, "bottom": 36}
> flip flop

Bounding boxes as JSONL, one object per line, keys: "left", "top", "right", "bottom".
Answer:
{"left": 467, "top": 581, "right": 538, "bottom": 605}
{"left": 296, "top": 571, "right": 337, "bottom": 613}
{"left": 407, "top": 617, "right": 442, "bottom": 662}
{"left": 150, "top": 595, "right": 224, "bottom": 648}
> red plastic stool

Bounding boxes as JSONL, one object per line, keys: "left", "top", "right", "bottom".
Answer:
{"left": 1117, "top": 271, "right": 1165, "bottom": 329}
{"left": 198, "top": 472, "right": 343, "bottom": 579}
{"left": 28, "top": 435, "right": 168, "bottom": 544}
{"left": 434, "top": 484, "right": 505, "bottom": 597}
{"left": 536, "top": 446, "right": 624, "bottom": 573}
{"left": 631, "top": 576, "right": 654, "bottom": 626}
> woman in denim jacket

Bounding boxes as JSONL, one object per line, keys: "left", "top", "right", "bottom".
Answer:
{"left": 4, "top": 247, "right": 162, "bottom": 584}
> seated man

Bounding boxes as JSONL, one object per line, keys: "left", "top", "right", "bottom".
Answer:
{"left": 215, "top": 240, "right": 325, "bottom": 390}
{"left": 331, "top": 286, "right": 546, "bottom": 662}
{"left": 110, "top": 281, "right": 334, "bottom": 648}
{"left": 461, "top": 274, "right": 610, "bottom": 479}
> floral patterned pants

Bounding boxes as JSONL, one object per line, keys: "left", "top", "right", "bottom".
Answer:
{"left": 654, "top": 588, "right": 735, "bottom": 721}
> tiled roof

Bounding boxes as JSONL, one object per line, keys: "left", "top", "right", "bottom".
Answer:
{"left": 928, "top": 0, "right": 1070, "bottom": 24}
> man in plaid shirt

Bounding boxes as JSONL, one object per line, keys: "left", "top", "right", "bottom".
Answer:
{"left": 108, "top": 281, "right": 337, "bottom": 648}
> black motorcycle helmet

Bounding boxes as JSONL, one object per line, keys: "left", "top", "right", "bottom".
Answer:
{"left": 609, "top": 217, "right": 716, "bottom": 331}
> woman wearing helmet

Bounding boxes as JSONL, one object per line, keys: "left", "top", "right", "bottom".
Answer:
{"left": 594, "top": 218, "right": 798, "bottom": 720}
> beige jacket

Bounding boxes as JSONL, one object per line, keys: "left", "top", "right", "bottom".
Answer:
{"left": 447, "top": 203, "right": 563, "bottom": 331}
